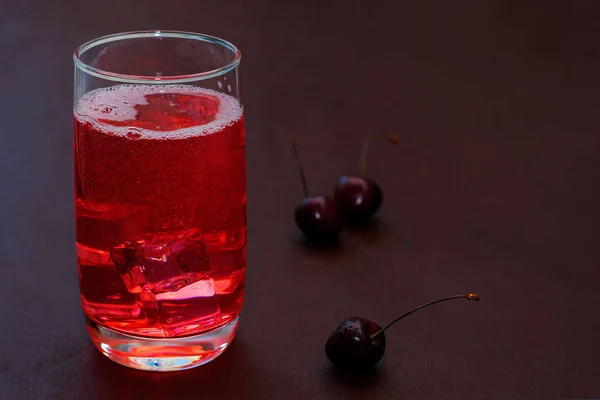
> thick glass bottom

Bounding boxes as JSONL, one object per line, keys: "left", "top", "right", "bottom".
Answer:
{"left": 86, "top": 316, "right": 239, "bottom": 371}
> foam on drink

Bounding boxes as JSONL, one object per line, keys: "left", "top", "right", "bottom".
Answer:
{"left": 74, "top": 84, "right": 243, "bottom": 140}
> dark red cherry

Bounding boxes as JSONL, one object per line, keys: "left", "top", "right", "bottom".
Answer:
{"left": 295, "top": 196, "right": 343, "bottom": 241}
{"left": 334, "top": 176, "right": 382, "bottom": 222}
{"left": 292, "top": 141, "right": 344, "bottom": 241}
{"left": 334, "top": 134, "right": 397, "bottom": 223}
{"left": 325, "top": 294, "right": 481, "bottom": 370}
{"left": 325, "top": 317, "right": 386, "bottom": 370}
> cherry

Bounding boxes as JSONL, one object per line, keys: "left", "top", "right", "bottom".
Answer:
{"left": 334, "top": 176, "right": 382, "bottom": 223}
{"left": 325, "top": 293, "right": 481, "bottom": 370}
{"left": 325, "top": 316, "right": 385, "bottom": 370}
{"left": 333, "top": 134, "right": 398, "bottom": 223}
{"left": 292, "top": 141, "right": 343, "bottom": 241}
{"left": 295, "top": 197, "right": 344, "bottom": 241}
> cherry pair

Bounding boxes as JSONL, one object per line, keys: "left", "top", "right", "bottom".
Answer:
{"left": 293, "top": 134, "right": 398, "bottom": 241}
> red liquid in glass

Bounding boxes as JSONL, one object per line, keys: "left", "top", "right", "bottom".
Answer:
{"left": 74, "top": 85, "right": 246, "bottom": 338}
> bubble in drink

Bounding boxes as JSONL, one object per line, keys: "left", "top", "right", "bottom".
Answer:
{"left": 74, "top": 84, "right": 246, "bottom": 338}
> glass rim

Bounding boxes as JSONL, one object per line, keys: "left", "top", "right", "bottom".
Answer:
{"left": 73, "top": 30, "right": 241, "bottom": 84}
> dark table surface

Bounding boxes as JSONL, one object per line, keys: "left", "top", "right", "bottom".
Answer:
{"left": 2, "top": 0, "right": 600, "bottom": 399}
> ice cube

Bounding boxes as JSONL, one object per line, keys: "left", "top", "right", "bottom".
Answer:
{"left": 76, "top": 243, "right": 113, "bottom": 266}
{"left": 155, "top": 278, "right": 216, "bottom": 301}
{"left": 158, "top": 296, "right": 222, "bottom": 336}
{"left": 209, "top": 239, "right": 246, "bottom": 294}
{"left": 159, "top": 279, "right": 222, "bottom": 336}
{"left": 135, "top": 279, "right": 222, "bottom": 337}
{"left": 76, "top": 198, "right": 150, "bottom": 251}
{"left": 76, "top": 241, "right": 141, "bottom": 320}
{"left": 111, "top": 229, "right": 211, "bottom": 294}
{"left": 138, "top": 290, "right": 160, "bottom": 322}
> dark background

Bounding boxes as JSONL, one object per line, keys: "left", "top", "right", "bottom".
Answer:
{"left": 1, "top": 0, "right": 599, "bottom": 399}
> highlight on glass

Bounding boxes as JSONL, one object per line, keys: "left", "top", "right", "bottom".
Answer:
{"left": 73, "top": 31, "right": 246, "bottom": 371}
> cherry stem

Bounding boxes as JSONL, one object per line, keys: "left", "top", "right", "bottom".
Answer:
{"left": 291, "top": 140, "right": 310, "bottom": 198}
{"left": 360, "top": 134, "right": 399, "bottom": 176}
{"left": 370, "top": 293, "right": 481, "bottom": 339}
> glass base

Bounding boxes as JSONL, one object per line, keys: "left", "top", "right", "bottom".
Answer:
{"left": 86, "top": 316, "right": 239, "bottom": 372}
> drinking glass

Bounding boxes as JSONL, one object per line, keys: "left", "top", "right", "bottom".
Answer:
{"left": 73, "top": 31, "right": 245, "bottom": 371}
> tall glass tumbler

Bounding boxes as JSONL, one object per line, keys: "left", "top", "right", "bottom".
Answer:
{"left": 73, "top": 31, "right": 245, "bottom": 371}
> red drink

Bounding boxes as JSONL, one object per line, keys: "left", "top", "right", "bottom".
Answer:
{"left": 74, "top": 84, "right": 246, "bottom": 339}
